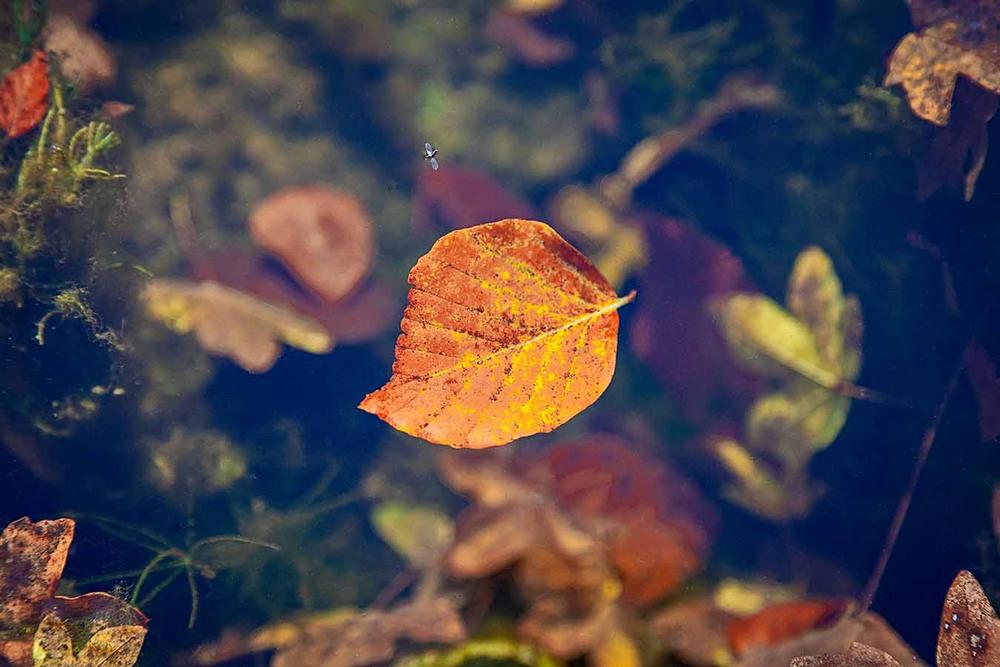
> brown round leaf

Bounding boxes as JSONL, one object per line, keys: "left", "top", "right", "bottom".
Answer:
{"left": 250, "top": 185, "right": 374, "bottom": 303}
{"left": 359, "top": 219, "right": 634, "bottom": 449}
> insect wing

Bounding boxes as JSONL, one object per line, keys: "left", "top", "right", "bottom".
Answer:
{"left": 425, "top": 142, "right": 434, "bottom": 155}
{"left": 429, "top": 156, "right": 439, "bottom": 170}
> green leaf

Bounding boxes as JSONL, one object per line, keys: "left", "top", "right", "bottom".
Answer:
{"left": 713, "top": 293, "right": 838, "bottom": 388}
{"left": 371, "top": 502, "right": 454, "bottom": 569}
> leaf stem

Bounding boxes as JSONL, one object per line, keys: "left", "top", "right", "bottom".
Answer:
{"left": 858, "top": 355, "right": 963, "bottom": 613}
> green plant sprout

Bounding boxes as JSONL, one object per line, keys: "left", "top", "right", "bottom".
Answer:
{"left": 15, "top": 85, "right": 125, "bottom": 210}
{"left": 77, "top": 516, "right": 279, "bottom": 629}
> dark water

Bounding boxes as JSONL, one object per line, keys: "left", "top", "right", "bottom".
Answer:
{"left": 1, "top": 2, "right": 998, "bottom": 666}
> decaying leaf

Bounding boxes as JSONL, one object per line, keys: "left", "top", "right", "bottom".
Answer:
{"left": 916, "top": 79, "right": 998, "bottom": 201}
{"left": 710, "top": 247, "right": 862, "bottom": 520}
{"left": 192, "top": 596, "right": 465, "bottom": 667}
{"left": 630, "top": 217, "right": 758, "bottom": 423}
{"left": 371, "top": 502, "right": 455, "bottom": 570}
{"left": 414, "top": 166, "right": 537, "bottom": 232}
{"left": 937, "top": 570, "right": 1000, "bottom": 666}
{"left": 142, "top": 278, "right": 333, "bottom": 373}
{"left": 0, "top": 517, "right": 74, "bottom": 630}
{"left": 438, "top": 436, "right": 715, "bottom": 663}
{"left": 0, "top": 518, "right": 147, "bottom": 667}
{"left": 32, "top": 613, "right": 146, "bottom": 667}
{"left": 359, "top": 219, "right": 635, "bottom": 449}
{"left": 44, "top": 14, "right": 116, "bottom": 94}
{"left": 885, "top": 12, "right": 1000, "bottom": 126}
{"left": 731, "top": 600, "right": 923, "bottom": 667}
{"left": 790, "top": 642, "right": 902, "bottom": 667}
{"left": 0, "top": 51, "right": 50, "bottom": 139}
{"left": 249, "top": 185, "right": 374, "bottom": 303}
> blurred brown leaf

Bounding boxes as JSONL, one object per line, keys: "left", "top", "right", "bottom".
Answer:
{"left": 438, "top": 436, "right": 715, "bottom": 662}
{"left": 192, "top": 596, "right": 464, "bottom": 667}
{"left": 249, "top": 185, "right": 374, "bottom": 303}
{"left": 414, "top": 166, "right": 536, "bottom": 232}
{"left": 916, "top": 80, "right": 998, "bottom": 201}
{"left": 44, "top": 14, "right": 116, "bottom": 94}
{"left": 141, "top": 278, "right": 333, "bottom": 373}
{"left": 630, "top": 217, "right": 758, "bottom": 423}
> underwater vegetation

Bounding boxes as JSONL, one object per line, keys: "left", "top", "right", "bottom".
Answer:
{"left": 0, "top": 0, "right": 999, "bottom": 667}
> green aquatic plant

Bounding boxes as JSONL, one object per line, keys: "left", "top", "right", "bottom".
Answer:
{"left": 395, "top": 638, "right": 564, "bottom": 667}
{"left": 15, "top": 85, "right": 124, "bottom": 211}
{"left": 80, "top": 517, "right": 279, "bottom": 629}
{"left": 710, "top": 246, "right": 864, "bottom": 521}
{"left": 34, "top": 286, "right": 124, "bottom": 349}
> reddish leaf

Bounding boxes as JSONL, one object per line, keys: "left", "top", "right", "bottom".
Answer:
{"left": 0, "top": 517, "right": 74, "bottom": 629}
{"left": 728, "top": 600, "right": 849, "bottom": 657}
{"left": 414, "top": 166, "right": 537, "bottom": 232}
{"left": 630, "top": 216, "right": 759, "bottom": 423}
{"left": 0, "top": 51, "right": 50, "bottom": 139}
{"left": 249, "top": 185, "right": 374, "bottom": 303}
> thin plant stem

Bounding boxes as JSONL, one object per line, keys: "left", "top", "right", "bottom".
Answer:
{"left": 130, "top": 551, "right": 175, "bottom": 606}
{"left": 858, "top": 357, "right": 964, "bottom": 613}
{"left": 137, "top": 566, "right": 183, "bottom": 609}
{"left": 185, "top": 565, "right": 200, "bottom": 629}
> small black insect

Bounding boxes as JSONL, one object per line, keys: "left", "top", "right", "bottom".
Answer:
{"left": 423, "top": 142, "right": 439, "bottom": 170}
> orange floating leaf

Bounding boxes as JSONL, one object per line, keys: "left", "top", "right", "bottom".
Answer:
{"left": 359, "top": 219, "right": 635, "bottom": 449}
{"left": 0, "top": 51, "right": 50, "bottom": 138}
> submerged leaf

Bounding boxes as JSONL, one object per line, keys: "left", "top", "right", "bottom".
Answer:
{"left": 142, "top": 279, "right": 333, "bottom": 373}
{"left": 937, "top": 570, "right": 1000, "bottom": 666}
{"left": 791, "top": 642, "right": 902, "bottom": 667}
{"left": 371, "top": 502, "right": 455, "bottom": 569}
{"left": 713, "top": 294, "right": 834, "bottom": 388}
{"left": 885, "top": 16, "right": 1000, "bottom": 126}
{"left": 0, "top": 519, "right": 147, "bottom": 667}
{"left": 0, "top": 52, "right": 50, "bottom": 139}
{"left": 32, "top": 614, "right": 146, "bottom": 667}
{"left": 359, "top": 219, "right": 635, "bottom": 449}
{"left": 0, "top": 518, "right": 74, "bottom": 630}
{"left": 249, "top": 185, "right": 374, "bottom": 303}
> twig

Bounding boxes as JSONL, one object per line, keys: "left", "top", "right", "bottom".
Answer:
{"left": 858, "top": 355, "right": 964, "bottom": 613}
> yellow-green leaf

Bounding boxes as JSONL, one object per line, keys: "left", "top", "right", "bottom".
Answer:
{"left": 713, "top": 294, "right": 838, "bottom": 389}
{"left": 371, "top": 502, "right": 454, "bottom": 569}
